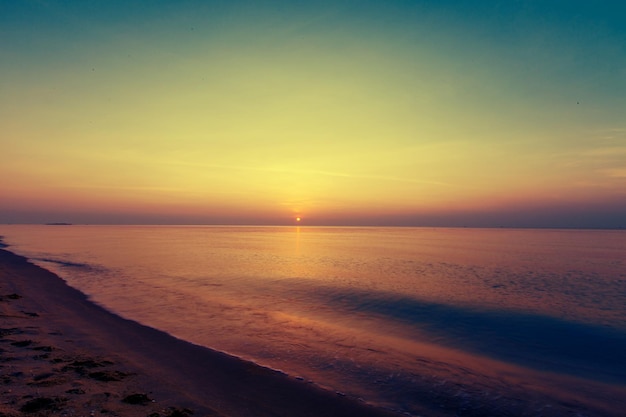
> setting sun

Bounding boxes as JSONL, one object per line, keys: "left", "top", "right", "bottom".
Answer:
{"left": 0, "top": 1, "right": 624, "bottom": 229}
{"left": 296, "top": 217, "right": 301, "bottom": 222}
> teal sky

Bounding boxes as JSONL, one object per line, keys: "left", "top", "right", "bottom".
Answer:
{"left": 1, "top": 1, "right": 625, "bottom": 227}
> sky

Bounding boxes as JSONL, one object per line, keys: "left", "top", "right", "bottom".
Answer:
{"left": 1, "top": 1, "right": 625, "bottom": 228}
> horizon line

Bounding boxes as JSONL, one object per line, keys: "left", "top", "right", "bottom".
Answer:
{"left": 1, "top": 223, "right": 624, "bottom": 231}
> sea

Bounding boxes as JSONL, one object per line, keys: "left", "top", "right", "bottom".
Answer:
{"left": 1, "top": 225, "right": 625, "bottom": 416}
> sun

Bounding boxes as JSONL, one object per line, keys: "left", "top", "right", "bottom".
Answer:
{"left": 295, "top": 217, "right": 301, "bottom": 222}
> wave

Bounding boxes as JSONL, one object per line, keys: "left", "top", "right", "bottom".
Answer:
{"left": 34, "top": 257, "right": 98, "bottom": 271}
{"left": 310, "top": 286, "right": 626, "bottom": 384}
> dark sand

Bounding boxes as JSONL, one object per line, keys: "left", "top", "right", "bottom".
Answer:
{"left": 0, "top": 248, "right": 402, "bottom": 417}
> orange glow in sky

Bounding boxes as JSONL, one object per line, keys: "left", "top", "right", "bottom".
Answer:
{"left": 1, "top": 2, "right": 625, "bottom": 227}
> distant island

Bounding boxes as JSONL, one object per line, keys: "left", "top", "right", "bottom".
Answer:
{"left": 45, "top": 222, "right": 73, "bottom": 226}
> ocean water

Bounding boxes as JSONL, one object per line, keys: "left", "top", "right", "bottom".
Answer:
{"left": 1, "top": 225, "right": 625, "bottom": 416}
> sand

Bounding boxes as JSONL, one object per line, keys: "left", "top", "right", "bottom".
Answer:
{"left": 0, "top": 248, "right": 401, "bottom": 417}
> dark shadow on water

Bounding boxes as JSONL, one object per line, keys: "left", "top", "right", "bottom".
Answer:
{"left": 315, "top": 288, "right": 626, "bottom": 384}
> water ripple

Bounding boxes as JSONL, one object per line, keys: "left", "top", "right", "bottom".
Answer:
{"left": 311, "top": 286, "right": 626, "bottom": 384}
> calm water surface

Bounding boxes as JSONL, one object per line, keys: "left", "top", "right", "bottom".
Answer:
{"left": 1, "top": 225, "right": 625, "bottom": 416}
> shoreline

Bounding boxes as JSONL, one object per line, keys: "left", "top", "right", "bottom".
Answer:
{"left": 3, "top": 239, "right": 625, "bottom": 417}
{"left": 0, "top": 248, "right": 402, "bottom": 417}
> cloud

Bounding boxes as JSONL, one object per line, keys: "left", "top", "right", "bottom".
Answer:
{"left": 582, "top": 146, "right": 626, "bottom": 157}
{"left": 602, "top": 168, "right": 626, "bottom": 178}
{"left": 160, "top": 160, "right": 458, "bottom": 188}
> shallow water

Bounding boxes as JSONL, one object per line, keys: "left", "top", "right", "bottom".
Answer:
{"left": 2, "top": 225, "right": 625, "bottom": 415}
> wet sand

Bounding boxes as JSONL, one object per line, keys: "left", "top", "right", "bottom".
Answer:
{"left": 0, "top": 248, "right": 402, "bottom": 417}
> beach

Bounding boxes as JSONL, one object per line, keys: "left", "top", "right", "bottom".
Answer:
{"left": 2, "top": 225, "right": 626, "bottom": 417}
{"left": 0, "top": 247, "right": 402, "bottom": 417}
